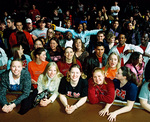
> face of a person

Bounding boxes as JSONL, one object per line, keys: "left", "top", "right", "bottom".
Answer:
{"left": 50, "top": 40, "right": 58, "bottom": 50}
{"left": 7, "top": 20, "right": 13, "bottom": 28}
{"left": 10, "top": 61, "right": 23, "bottom": 77}
{"left": 33, "top": 5, "right": 36, "bottom": 9}
{"left": 93, "top": 71, "right": 104, "bottom": 85}
{"left": 95, "top": 46, "right": 105, "bottom": 58}
{"left": 75, "top": 39, "right": 82, "bottom": 50}
{"left": 118, "top": 34, "right": 126, "bottom": 45}
{"left": 78, "top": 24, "right": 83, "bottom": 33}
{"left": 16, "top": 22, "right": 23, "bottom": 31}
{"left": 97, "top": 34, "right": 105, "bottom": 42}
{"left": 47, "top": 66, "right": 57, "bottom": 78}
{"left": 113, "top": 21, "right": 119, "bottom": 29}
{"left": 115, "top": 68, "right": 124, "bottom": 80}
{"left": 70, "top": 67, "right": 81, "bottom": 82}
{"left": 47, "top": 29, "right": 53, "bottom": 37}
{"left": 38, "top": 51, "right": 46, "bottom": 61}
{"left": 110, "top": 37, "right": 115, "bottom": 43}
{"left": 83, "top": 23, "right": 87, "bottom": 30}
{"left": 26, "top": 23, "right": 32, "bottom": 28}
{"left": 47, "top": 22, "right": 52, "bottom": 28}
{"left": 141, "top": 34, "right": 149, "bottom": 46}
{"left": 55, "top": 32, "right": 61, "bottom": 39}
{"left": 127, "top": 23, "right": 133, "bottom": 30}
{"left": 108, "top": 54, "right": 118, "bottom": 69}
{"left": 138, "top": 54, "right": 143, "bottom": 64}
{"left": 39, "top": 22, "right": 46, "bottom": 29}
{"left": 34, "top": 40, "right": 43, "bottom": 49}
{"left": 66, "top": 21, "right": 71, "bottom": 28}
{"left": 64, "top": 48, "right": 74, "bottom": 60}
{"left": 17, "top": 45, "right": 24, "bottom": 56}
{"left": 66, "top": 32, "right": 72, "bottom": 40}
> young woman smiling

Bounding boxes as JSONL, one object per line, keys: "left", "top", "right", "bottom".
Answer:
{"left": 88, "top": 67, "right": 115, "bottom": 104}
{"left": 57, "top": 47, "right": 82, "bottom": 76}
{"left": 37, "top": 62, "right": 63, "bottom": 106}
{"left": 58, "top": 64, "right": 88, "bottom": 114}
{"left": 28, "top": 48, "right": 49, "bottom": 89}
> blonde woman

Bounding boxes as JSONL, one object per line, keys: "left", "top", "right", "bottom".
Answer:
{"left": 106, "top": 32, "right": 117, "bottom": 50}
{"left": 58, "top": 64, "right": 88, "bottom": 114}
{"left": 102, "top": 52, "right": 120, "bottom": 80}
{"left": 37, "top": 62, "right": 63, "bottom": 106}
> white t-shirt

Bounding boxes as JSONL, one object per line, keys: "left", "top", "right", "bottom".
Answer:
{"left": 111, "top": 6, "right": 120, "bottom": 16}
{"left": 65, "top": 40, "right": 73, "bottom": 48}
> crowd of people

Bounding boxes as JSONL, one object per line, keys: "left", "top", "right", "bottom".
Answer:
{"left": 0, "top": 0, "right": 150, "bottom": 121}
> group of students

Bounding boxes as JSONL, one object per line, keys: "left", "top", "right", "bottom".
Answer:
{"left": 0, "top": 1, "right": 150, "bottom": 121}
{"left": 0, "top": 42, "right": 149, "bottom": 122}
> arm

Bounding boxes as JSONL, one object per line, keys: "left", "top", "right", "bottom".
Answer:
{"left": 59, "top": 94, "right": 69, "bottom": 107}
{"left": 74, "top": 96, "right": 87, "bottom": 108}
{"left": 107, "top": 100, "right": 134, "bottom": 122}
{"left": 13, "top": 71, "right": 31, "bottom": 105}
{"left": 140, "top": 99, "right": 150, "bottom": 112}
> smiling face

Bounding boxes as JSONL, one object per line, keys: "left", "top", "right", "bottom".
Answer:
{"left": 95, "top": 46, "right": 105, "bottom": 58}
{"left": 37, "top": 51, "right": 46, "bottom": 62}
{"left": 78, "top": 24, "right": 83, "bottom": 33}
{"left": 64, "top": 48, "right": 74, "bottom": 60}
{"left": 108, "top": 54, "right": 118, "bottom": 69}
{"left": 47, "top": 66, "right": 57, "bottom": 78}
{"left": 93, "top": 71, "right": 104, "bottom": 85}
{"left": 118, "top": 34, "right": 126, "bottom": 46}
{"left": 16, "top": 22, "right": 23, "bottom": 31}
{"left": 138, "top": 54, "right": 143, "bottom": 64}
{"left": 69, "top": 67, "right": 81, "bottom": 82}
{"left": 34, "top": 40, "right": 43, "bottom": 49}
{"left": 97, "top": 33, "right": 105, "bottom": 42}
{"left": 10, "top": 61, "right": 23, "bottom": 78}
{"left": 75, "top": 39, "right": 82, "bottom": 50}
{"left": 50, "top": 39, "right": 58, "bottom": 51}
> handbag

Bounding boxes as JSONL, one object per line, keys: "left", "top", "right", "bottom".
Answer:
{"left": 33, "top": 89, "right": 51, "bottom": 107}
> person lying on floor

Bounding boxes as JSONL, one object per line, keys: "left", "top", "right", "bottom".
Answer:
{"left": 0, "top": 59, "right": 31, "bottom": 113}
{"left": 58, "top": 64, "right": 88, "bottom": 114}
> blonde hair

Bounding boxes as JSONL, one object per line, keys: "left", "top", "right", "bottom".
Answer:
{"left": 41, "top": 62, "right": 63, "bottom": 86}
{"left": 92, "top": 67, "right": 107, "bottom": 85}
{"left": 66, "top": 64, "right": 87, "bottom": 82}
{"left": 104, "top": 52, "right": 120, "bottom": 75}
{"left": 106, "top": 32, "right": 116, "bottom": 43}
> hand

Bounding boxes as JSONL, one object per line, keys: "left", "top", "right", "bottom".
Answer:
{"left": 65, "top": 105, "right": 76, "bottom": 114}
{"left": 99, "top": 108, "right": 109, "bottom": 116}
{"left": 31, "top": 79, "right": 37, "bottom": 84}
{"left": 124, "top": 50, "right": 132, "bottom": 55}
{"left": 40, "top": 99, "right": 51, "bottom": 107}
{"left": 107, "top": 112, "right": 117, "bottom": 122}
{"left": 7, "top": 103, "right": 16, "bottom": 112}
{"left": 31, "top": 35, "right": 37, "bottom": 40}
{"left": 2, "top": 104, "right": 9, "bottom": 113}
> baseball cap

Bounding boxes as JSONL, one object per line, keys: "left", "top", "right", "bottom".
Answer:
{"left": 35, "top": 15, "right": 41, "bottom": 18}
{"left": 26, "top": 18, "right": 32, "bottom": 23}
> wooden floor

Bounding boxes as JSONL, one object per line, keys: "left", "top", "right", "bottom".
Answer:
{"left": 0, "top": 96, "right": 149, "bottom": 122}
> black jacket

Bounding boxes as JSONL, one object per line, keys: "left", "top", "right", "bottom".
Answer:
{"left": 83, "top": 53, "right": 108, "bottom": 79}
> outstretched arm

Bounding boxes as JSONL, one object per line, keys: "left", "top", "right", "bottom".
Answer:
{"left": 107, "top": 100, "right": 134, "bottom": 122}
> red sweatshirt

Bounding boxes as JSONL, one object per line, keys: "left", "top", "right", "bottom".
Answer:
{"left": 88, "top": 77, "right": 115, "bottom": 104}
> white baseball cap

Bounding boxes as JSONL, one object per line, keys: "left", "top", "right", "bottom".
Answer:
{"left": 26, "top": 18, "right": 32, "bottom": 23}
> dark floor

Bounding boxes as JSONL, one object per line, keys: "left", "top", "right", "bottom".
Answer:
{"left": 0, "top": 94, "right": 149, "bottom": 122}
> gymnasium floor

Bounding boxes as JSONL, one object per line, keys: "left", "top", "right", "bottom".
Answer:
{"left": 0, "top": 95, "right": 149, "bottom": 122}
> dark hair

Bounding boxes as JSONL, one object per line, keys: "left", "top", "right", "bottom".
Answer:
{"left": 97, "top": 31, "right": 105, "bottom": 36}
{"left": 33, "top": 47, "right": 45, "bottom": 59}
{"left": 10, "top": 58, "right": 23, "bottom": 67}
{"left": 121, "top": 66, "right": 137, "bottom": 85}
{"left": 11, "top": 44, "right": 22, "bottom": 59}
{"left": 94, "top": 42, "right": 105, "bottom": 49}
{"left": 48, "top": 37, "right": 63, "bottom": 55}
{"left": 34, "top": 38, "right": 43, "bottom": 45}
{"left": 6, "top": 18, "right": 15, "bottom": 23}
{"left": 125, "top": 52, "right": 142, "bottom": 68}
